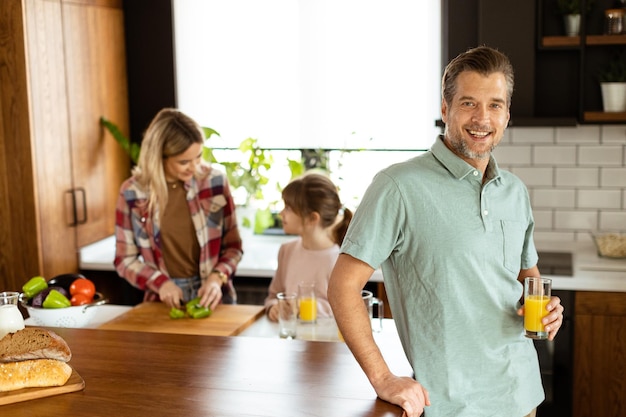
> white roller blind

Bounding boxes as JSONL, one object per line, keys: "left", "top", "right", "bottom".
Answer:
{"left": 173, "top": 0, "right": 441, "bottom": 150}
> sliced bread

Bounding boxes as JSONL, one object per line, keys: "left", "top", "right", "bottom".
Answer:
{"left": 0, "top": 328, "right": 71, "bottom": 363}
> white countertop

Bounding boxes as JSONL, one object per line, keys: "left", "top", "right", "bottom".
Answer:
{"left": 239, "top": 316, "right": 412, "bottom": 376}
{"left": 79, "top": 233, "right": 385, "bottom": 282}
{"left": 79, "top": 235, "right": 626, "bottom": 292}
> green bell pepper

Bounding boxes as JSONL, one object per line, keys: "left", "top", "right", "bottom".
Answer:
{"left": 42, "top": 289, "right": 71, "bottom": 309}
{"left": 22, "top": 276, "right": 48, "bottom": 299}
{"left": 169, "top": 307, "right": 186, "bottom": 319}
{"left": 185, "top": 297, "right": 212, "bottom": 319}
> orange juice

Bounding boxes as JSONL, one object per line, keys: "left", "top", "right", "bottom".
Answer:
{"left": 524, "top": 295, "right": 549, "bottom": 332}
{"left": 299, "top": 297, "right": 317, "bottom": 322}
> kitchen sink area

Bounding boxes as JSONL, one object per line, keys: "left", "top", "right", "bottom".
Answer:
{"left": 536, "top": 251, "right": 573, "bottom": 277}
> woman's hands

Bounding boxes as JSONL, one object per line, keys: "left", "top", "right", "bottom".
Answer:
{"left": 158, "top": 280, "right": 184, "bottom": 309}
{"left": 198, "top": 273, "right": 224, "bottom": 310}
{"left": 160, "top": 271, "right": 224, "bottom": 310}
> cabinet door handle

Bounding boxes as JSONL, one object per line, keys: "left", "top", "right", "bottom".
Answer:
{"left": 65, "top": 188, "right": 88, "bottom": 226}
{"left": 75, "top": 187, "right": 87, "bottom": 225}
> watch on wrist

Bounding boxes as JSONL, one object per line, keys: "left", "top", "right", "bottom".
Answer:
{"left": 212, "top": 269, "right": 228, "bottom": 285}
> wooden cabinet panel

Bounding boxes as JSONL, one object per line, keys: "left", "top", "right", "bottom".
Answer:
{"left": 25, "top": 0, "right": 77, "bottom": 276}
{"left": 0, "top": 0, "right": 129, "bottom": 291}
{"left": 573, "top": 291, "right": 626, "bottom": 417}
{"left": 62, "top": 1, "right": 129, "bottom": 248}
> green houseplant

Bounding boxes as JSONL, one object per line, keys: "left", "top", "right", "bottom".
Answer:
{"left": 555, "top": 0, "right": 594, "bottom": 36}
{"left": 555, "top": 0, "right": 593, "bottom": 14}
{"left": 598, "top": 52, "right": 626, "bottom": 112}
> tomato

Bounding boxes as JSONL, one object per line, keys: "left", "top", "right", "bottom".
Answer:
{"left": 70, "top": 293, "right": 93, "bottom": 306}
{"left": 69, "top": 278, "right": 96, "bottom": 298}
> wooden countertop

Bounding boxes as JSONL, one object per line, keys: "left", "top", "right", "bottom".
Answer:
{"left": 0, "top": 328, "right": 404, "bottom": 416}
{"left": 98, "top": 302, "right": 265, "bottom": 336}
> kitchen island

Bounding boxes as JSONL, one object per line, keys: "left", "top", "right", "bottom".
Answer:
{"left": 1, "top": 328, "right": 406, "bottom": 416}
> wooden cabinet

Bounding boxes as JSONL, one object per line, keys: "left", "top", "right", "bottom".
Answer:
{"left": 443, "top": 0, "right": 626, "bottom": 125}
{"left": 0, "top": 0, "right": 130, "bottom": 291}
{"left": 573, "top": 291, "right": 626, "bottom": 417}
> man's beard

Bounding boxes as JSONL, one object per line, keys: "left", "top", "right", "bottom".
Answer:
{"left": 446, "top": 130, "right": 494, "bottom": 160}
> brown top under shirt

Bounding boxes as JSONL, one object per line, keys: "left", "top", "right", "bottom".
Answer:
{"left": 161, "top": 181, "right": 200, "bottom": 278}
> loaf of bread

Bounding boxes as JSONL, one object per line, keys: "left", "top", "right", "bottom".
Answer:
{"left": 0, "top": 359, "right": 72, "bottom": 392}
{"left": 0, "top": 328, "right": 71, "bottom": 363}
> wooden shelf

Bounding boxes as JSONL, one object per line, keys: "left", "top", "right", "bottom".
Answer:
{"left": 542, "top": 34, "right": 626, "bottom": 47}
{"left": 542, "top": 36, "right": 581, "bottom": 47}
{"left": 583, "top": 111, "right": 626, "bottom": 122}
{"left": 586, "top": 34, "right": 626, "bottom": 45}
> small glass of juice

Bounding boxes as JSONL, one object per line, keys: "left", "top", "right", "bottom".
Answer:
{"left": 297, "top": 281, "right": 317, "bottom": 324}
{"left": 524, "top": 277, "right": 552, "bottom": 340}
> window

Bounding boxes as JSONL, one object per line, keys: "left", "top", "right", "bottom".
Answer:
{"left": 173, "top": 0, "right": 442, "bottom": 150}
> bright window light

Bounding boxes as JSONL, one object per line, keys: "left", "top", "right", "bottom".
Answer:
{"left": 173, "top": 0, "right": 441, "bottom": 150}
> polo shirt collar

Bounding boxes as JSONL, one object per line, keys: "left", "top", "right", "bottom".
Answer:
{"left": 430, "top": 135, "right": 502, "bottom": 183}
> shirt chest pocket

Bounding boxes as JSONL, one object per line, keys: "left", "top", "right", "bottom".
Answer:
{"left": 199, "top": 195, "right": 227, "bottom": 228}
{"left": 500, "top": 220, "right": 527, "bottom": 273}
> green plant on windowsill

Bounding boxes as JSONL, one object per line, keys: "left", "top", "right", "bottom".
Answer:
{"left": 204, "top": 137, "right": 306, "bottom": 233}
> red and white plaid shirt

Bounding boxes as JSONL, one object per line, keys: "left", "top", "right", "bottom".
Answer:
{"left": 114, "top": 164, "right": 243, "bottom": 302}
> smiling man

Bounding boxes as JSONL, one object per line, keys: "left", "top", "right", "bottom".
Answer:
{"left": 328, "top": 46, "right": 565, "bottom": 417}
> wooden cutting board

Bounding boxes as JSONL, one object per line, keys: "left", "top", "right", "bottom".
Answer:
{"left": 0, "top": 368, "right": 84, "bottom": 405}
{"left": 98, "top": 302, "right": 265, "bottom": 336}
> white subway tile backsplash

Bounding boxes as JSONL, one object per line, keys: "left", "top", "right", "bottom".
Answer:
{"left": 578, "top": 146, "right": 623, "bottom": 166}
{"left": 492, "top": 146, "right": 531, "bottom": 165}
{"left": 494, "top": 125, "right": 625, "bottom": 241}
{"left": 600, "top": 211, "right": 626, "bottom": 230}
{"left": 555, "top": 167, "right": 599, "bottom": 187}
{"left": 600, "top": 168, "right": 626, "bottom": 187}
{"left": 533, "top": 231, "right": 576, "bottom": 241}
{"left": 601, "top": 125, "right": 626, "bottom": 143}
{"left": 578, "top": 189, "right": 622, "bottom": 209}
{"left": 554, "top": 210, "right": 598, "bottom": 230}
{"left": 533, "top": 146, "right": 576, "bottom": 165}
{"left": 511, "top": 167, "right": 553, "bottom": 186}
{"left": 510, "top": 127, "right": 554, "bottom": 144}
{"left": 532, "top": 209, "right": 554, "bottom": 229}
{"left": 556, "top": 125, "right": 601, "bottom": 144}
{"left": 533, "top": 189, "right": 575, "bottom": 208}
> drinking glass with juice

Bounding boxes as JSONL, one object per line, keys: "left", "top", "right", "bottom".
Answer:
{"left": 298, "top": 282, "right": 317, "bottom": 324}
{"left": 523, "top": 277, "right": 551, "bottom": 339}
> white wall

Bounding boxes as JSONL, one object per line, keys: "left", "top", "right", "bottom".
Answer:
{"left": 493, "top": 124, "right": 626, "bottom": 242}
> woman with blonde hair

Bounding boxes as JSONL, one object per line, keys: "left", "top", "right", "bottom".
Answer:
{"left": 115, "top": 108, "right": 242, "bottom": 310}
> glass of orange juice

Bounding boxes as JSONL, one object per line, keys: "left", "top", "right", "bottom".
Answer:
{"left": 524, "top": 277, "right": 552, "bottom": 339}
{"left": 298, "top": 281, "right": 317, "bottom": 324}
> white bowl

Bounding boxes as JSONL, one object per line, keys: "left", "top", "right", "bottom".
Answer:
{"left": 21, "top": 293, "right": 106, "bottom": 328}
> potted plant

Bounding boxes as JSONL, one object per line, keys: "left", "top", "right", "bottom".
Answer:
{"left": 555, "top": 0, "right": 594, "bottom": 36}
{"left": 598, "top": 51, "right": 626, "bottom": 112}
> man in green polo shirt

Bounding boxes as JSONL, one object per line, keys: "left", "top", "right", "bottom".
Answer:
{"left": 328, "top": 46, "right": 565, "bottom": 417}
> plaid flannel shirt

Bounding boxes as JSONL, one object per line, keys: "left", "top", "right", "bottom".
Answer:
{"left": 114, "top": 164, "right": 243, "bottom": 302}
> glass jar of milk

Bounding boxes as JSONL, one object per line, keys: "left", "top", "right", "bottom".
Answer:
{"left": 0, "top": 291, "right": 25, "bottom": 340}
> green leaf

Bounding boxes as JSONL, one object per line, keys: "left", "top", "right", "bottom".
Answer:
{"left": 202, "top": 126, "right": 220, "bottom": 139}
{"left": 253, "top": 208, "right": 274, "bottom": 234}
{"left": 100, "top": 117, "right": 139, "bottom": 164}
